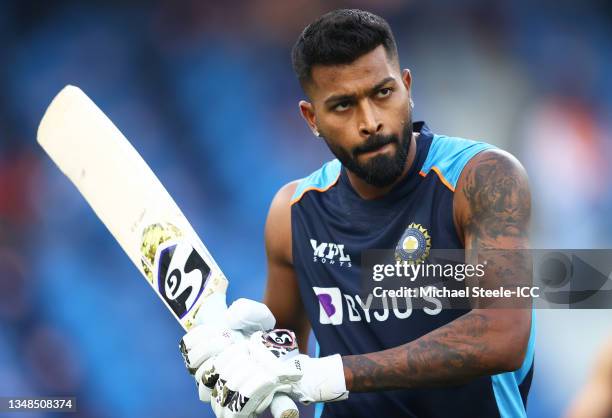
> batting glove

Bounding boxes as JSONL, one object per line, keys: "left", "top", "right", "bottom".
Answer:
{"left": 180, "top": 297, "right": 275, "bottom": 402}
{"left": 200, "top": 330, "right": 302, "bottom": 417}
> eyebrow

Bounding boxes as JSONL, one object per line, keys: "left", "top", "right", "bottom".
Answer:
{"left": 323, "top": 76, "right": 397, "bottom": 106}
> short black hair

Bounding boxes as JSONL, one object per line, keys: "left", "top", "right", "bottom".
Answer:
{"left": 292, "top": 9, "right": 398, "bottom": 89}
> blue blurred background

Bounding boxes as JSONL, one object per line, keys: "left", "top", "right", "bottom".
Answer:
{"left": 0, "top": 1, "right": 611, "bottom": 417}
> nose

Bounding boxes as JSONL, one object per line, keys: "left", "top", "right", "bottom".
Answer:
{"left": 357, "top": 100, "right": 382, "bottom": 137}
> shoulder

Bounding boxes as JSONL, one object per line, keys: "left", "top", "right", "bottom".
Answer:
{"left": 265, "top": 180, "right": 300, "bottom": 265}
{"left": 268, "top": 157, "right": 342, "bottom": 229}
{"left": 266, "top": 159, "right": 342, "bottom": 262}
{"left": 457, "top": 148, "right": 530, "bottom": 196}
{"left": 454, "top": 148, "right": 531, "bottom": 244}
{"left": 267, "top": 180, "right": 300, "bottom": 232}
{"left": 420, "top": 134, "right": 497, "bottom": 192}
{"left": 290, "top": 159, "right": 342, "bottom": 205}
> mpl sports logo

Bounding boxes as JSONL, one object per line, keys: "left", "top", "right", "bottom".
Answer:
{"left": 310, "top": 239, "right": 352, "bottom": 267}
{"left": 313, "top": 286, "right": 442, "bottom": 325}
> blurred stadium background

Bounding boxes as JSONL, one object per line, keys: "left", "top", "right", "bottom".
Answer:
{"left": 1, "top": 1, "right": 611, "bottom": 417}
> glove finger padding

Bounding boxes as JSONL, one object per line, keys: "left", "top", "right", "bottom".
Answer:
{"left": 210, "top": 344, "right": 278, "bottom": 417}
{"left": 181, "top": 324, "right": 241, "bottom": 373}
{"left": 194, "top": 358, "right": 215, "bottom": 402}
{"left": 223, "top": 363, "right": 276, "bottom": 416}
{"left": 212, "top": 355, "right": 249, "bottom": 416}
{"left": 248, "top": 331, "right": 303, "bottom": 383}
{"left": 180, "top": 299, "right": 273, "bottom": 376}
{"left": 225, "top": 298, "right": 275, "bottom": 334}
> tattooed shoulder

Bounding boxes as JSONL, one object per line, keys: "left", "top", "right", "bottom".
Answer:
{"left": 454, "top": 149, "right": 531, "bottom": 249}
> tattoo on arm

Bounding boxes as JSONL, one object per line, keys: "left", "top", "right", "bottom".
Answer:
{"left": 461, "top": 151, "right": 531, "bottom": 248}
{"left": 461, "top": 151, "right": 533, "bottom": 313}
{"left": 344, "top": 313, "right": 491, "bottom": 392}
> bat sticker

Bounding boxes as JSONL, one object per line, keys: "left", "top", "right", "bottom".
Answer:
{"left": 155, "top": 240, "right": 210, "bottom": 319}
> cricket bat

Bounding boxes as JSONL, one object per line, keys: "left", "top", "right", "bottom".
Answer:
{"left": 37, "top": 85, "right": 299, "bottom": 418}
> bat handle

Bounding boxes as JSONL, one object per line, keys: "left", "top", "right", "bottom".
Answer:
{"left": 270, "top": 393, "right": 299, "bottom": 418}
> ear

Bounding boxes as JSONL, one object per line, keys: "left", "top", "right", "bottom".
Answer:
{"left": 299, "top": 100, "right": 319, "bottom": 137}
{"left": 401, "top": 69, "right": 412, "bottom": 94}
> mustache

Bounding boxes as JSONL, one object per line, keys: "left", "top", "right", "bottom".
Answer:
{"left": 353, "top": 134, "right": 398, "bottom": 156}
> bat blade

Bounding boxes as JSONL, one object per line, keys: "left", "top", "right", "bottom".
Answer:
{"left": 37, "top": 85, "right": 227, "bottom": 330}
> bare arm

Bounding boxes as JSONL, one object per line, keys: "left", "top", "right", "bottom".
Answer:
{"left": 343, "top": 149, "right": 533, "bottom": 391}
{"left": 566, "top": 337, "right": 612, "bottom": 418}
{"left": 263, "top": 181, "right": 311, "bottom": 352}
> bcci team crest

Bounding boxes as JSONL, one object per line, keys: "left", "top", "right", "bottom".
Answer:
{"left": 395, "top": 222, "right": 431, "bottom": 264}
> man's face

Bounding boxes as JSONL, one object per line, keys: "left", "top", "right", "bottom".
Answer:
{"left": 301, "top": 45, "right": 413, "bottom": 188}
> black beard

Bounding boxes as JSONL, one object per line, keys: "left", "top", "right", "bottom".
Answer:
{"left": 323, "top": 117, "right": 413, "bottom": 188}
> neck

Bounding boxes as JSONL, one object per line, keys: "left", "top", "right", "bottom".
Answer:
{"left": 346, "top": 132, "right": 418, "bottom": 200}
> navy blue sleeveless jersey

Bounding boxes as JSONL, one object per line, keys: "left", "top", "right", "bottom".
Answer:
{"left": 290, "top": 122, "right": 535, "bottom": 418}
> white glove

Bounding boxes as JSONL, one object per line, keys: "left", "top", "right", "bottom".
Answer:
{"left": 288, "top": 353, "right": 348, "bottom": 404}
{"left": 247, "top": 330, "right": 348, "bottom": 404}
{"left": 201, "top": 331, "right": 302, "bottom": 417}
{"left": 201, "top": 329, "right": 348, "bottom": 418}
{"left": 180, "top": 297, "right": 275, "bottom": 401}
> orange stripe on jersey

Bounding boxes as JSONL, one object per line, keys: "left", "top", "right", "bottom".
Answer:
{"left": 420, "top": 166, "right": 455, "bottom": 192}
{"left": 290, "top": 174, "right": 341, "bottom": 205}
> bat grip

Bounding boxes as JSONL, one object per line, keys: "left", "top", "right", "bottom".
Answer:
{"left": 270, "top": 394, "right": 299, "bottom": 418}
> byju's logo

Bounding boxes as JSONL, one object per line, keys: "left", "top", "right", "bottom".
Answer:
{"left": 310, "top": 239, "right": 352, "bottom": 267}
{"left": 313, "top": 286, "right": 442, "bottom": 326}
{"left": 313, "top": 287, "right": 343, "bottom": 325}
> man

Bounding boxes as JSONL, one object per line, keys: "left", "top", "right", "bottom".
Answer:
{"left": 181, "top": 9, "right": 534, "bottom": 418}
